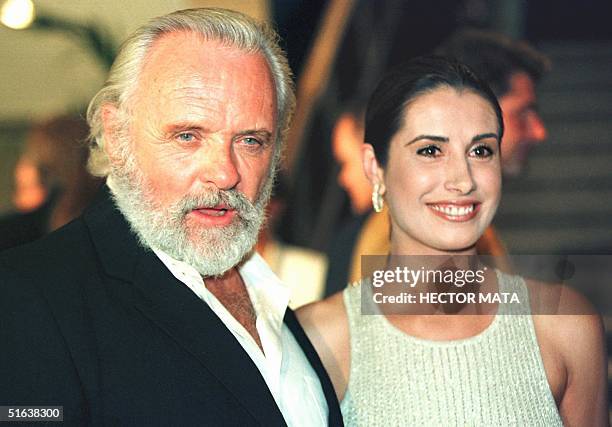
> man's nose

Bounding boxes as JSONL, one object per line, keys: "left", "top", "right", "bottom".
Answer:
{"left": 197, "top": 141, "right": 240, "bottom": 190}
{"left": 527, "top": 111, "right": 547, "bottom": 143}
{"left": 444, "top": 156, "right": 476, "bottom": 195}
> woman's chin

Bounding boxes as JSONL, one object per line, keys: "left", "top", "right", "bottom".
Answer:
{"left": 430, "top": 238, "right": 479, "bottom": 254}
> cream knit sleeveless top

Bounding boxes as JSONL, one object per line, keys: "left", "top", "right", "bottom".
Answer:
{"left": 340, "top": 271, "right": 562, "bottom": 426}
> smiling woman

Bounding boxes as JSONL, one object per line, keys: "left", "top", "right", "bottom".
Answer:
{"left": 297, "top": 56, "right": 608, "bottom": 426}
{"left": 367, "top": 86, "right": 501, "bottom": 255}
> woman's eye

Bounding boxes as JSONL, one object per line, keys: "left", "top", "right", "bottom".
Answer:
{"left": 416, "top": 145, "right": 441, "bottom": 157}
{"left": 471, "top": 145, "right": 494, "bottom": 158}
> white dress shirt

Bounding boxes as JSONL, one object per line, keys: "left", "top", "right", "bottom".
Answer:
{"left": 153, "top": 248, "right": 328, "bottom": 426}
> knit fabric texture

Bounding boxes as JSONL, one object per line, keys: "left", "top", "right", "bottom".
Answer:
{"left": 340, "top": 270, "right": 563, "bottom": 426}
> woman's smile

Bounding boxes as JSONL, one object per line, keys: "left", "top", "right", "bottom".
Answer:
{"left": 426, "top": 200, "right": 481, "bottom": 222}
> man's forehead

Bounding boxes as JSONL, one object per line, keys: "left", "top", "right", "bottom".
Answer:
{"left": 136, "top": 31, "right": 272, "bottom": 92}
{"left": 133, "top": 31, "right": 275, "bottom": 108}
{"left": 146, "top": 31, "right": 249, "bottom": 64}
{"left": 126, "top": 30, "right": 276, "bottom": 135}
{"left": 504, "top": 72, "right": 536, "bottom": 100}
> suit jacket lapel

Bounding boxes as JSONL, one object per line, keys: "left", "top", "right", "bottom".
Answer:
{"left": 284, "top": 309, "right": 344, "bottom": 426}
{"left": 84, "top": 187, "right": 287, "bottom": 426}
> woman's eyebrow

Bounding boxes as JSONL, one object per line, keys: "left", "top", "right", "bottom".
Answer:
{"left": 472, "top": 132, "right": 499, "bottom": 142}
{"left": 405, "top": 135, "right": 449, "bottom": 146}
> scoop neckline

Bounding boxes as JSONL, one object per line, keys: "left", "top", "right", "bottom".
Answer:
{"left": 368, "top": 268, "right": 508, "bottom": 347}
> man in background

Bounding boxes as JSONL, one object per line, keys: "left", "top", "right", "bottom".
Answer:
{"left": 256, "top": 175, "right": 328, "bottom": 308}
{"left": 437, "top": 29, "right": 549, "bottom": 176}
{"left": 0, "top": 115, "right": 101, "bottom": 251}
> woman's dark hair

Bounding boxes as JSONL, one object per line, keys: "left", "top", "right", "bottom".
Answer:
{"left": 364, "top": 55, "right": 504, "bottom": 166}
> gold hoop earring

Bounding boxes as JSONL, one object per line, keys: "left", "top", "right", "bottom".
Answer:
{"left": 372, "top": 184, "right": 384, "bottom": 213}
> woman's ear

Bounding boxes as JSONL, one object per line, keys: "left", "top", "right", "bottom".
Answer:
{"left": 362, "top": 143, "right": 385, "bottom": 195}
{"left": 100, "top": 104, "right": 122, "bottom": 160}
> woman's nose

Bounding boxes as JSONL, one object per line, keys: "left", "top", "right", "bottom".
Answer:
{"left": 444, "top": 156, "right": 476, "bottom": 194}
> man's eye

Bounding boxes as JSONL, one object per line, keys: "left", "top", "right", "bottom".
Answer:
{"left": 471, "top": 145, "right": 494, "bottom": 158}
{"left": 242, "top": 137, "right": 262, "bottom": 146}
{"left": 177, "top": 132, "right": 195, "bottom": 143}
{"left": 416, "top": 145, "right": 441, "bottom": 157}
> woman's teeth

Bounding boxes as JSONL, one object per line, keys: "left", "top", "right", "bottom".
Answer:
{"left": 430, "top": 204, "right": 474, "bottom": 216}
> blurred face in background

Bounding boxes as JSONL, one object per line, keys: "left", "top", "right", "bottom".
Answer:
{"left": 12, "top": 158, "right": 46, "bottom": 212}
{"left": 12, "top": 127, "right": 57, "bottom": 213}
{"left": 12, "top": 116, "right": 100, "bottom": 227}
{"left": 332, "top": 112, "right": 373, "bottom": 214}
{"left": 498, "top": 71, "right": 547, "bottom": 175}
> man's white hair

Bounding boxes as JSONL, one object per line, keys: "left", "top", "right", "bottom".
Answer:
{"left": 86, "top": 7, "right": 295, "bottom": 177}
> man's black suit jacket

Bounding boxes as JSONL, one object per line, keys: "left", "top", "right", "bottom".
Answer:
{"left": 0, "top": 188, "right": 342, "bottom": 426}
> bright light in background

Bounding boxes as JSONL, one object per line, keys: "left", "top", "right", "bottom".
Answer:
{"left": 1, "top": 0, "right": 35, "bottom": 30}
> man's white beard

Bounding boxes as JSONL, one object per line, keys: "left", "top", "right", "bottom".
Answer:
{"left": 107, "top": 138, "right": 272, "bottom": 277}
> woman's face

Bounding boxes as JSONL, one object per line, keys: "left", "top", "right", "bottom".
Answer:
{"left": 377, "top": 86, "right": 501, "bottom": 254}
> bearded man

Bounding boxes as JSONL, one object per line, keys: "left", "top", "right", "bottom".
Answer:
{"left": 0, "top": 8, "right": 341, "bottom": 426}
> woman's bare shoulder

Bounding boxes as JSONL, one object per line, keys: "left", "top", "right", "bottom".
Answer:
{"left": 296, "top": 291, "right": 351, "bottom": 399}
{"left": 526, "top": 278, "right": 608, "bottom": 425}
{"left": 526, "top": 278, "right": 603, "bottom": 352}
{"left": 296, "top": 291, "right": 349, "bottom": 346}
{"left": 524, "top": 277, "right": 599, "bottom": 315}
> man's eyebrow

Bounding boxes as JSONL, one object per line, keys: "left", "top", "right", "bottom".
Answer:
{"left": 405, "top": 133, "right": 499, "bottom": 145}
{"left": 163, "top": 122, "right": 207, "bottom": 133}
{"left": 472, "top": 133, "right": 500, "bottom": 142}
{"left": 235, "top": 129, "right": 273, "bottom": 139}
{"left": 161, "top": 124, "right": 273, "bottom": 139}
{"left": 405, "top": 135, "right": 449, "bottom": 146}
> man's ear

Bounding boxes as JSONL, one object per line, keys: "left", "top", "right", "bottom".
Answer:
{"left": 100, "top": 103, "right": 122, "bottom": 160}
{"left": 362, "top": 143, "right": 385, "bottom": 195}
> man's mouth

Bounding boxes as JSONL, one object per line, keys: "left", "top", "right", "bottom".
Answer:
{"left": 190, "top": 205, "right": 237, "bottom": 225}
{"left": 427, "top": 202, "right": 480, "bottom": 221}
{"left": 195, "top": 207, "right": 230, "bottom": 216}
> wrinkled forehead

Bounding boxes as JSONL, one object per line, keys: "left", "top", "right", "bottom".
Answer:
{"left": 134, "top": 31, "right": 275, "bottom": 106}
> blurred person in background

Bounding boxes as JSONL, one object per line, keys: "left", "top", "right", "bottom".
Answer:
{"left": 0, "top": 115, "right": 102, "bottom": 251}
{"left": 256, "top": 174, "right": 328, "bottom": 308}
{"left": 331, "top": 105, "right": 371, "bottom": 216}
{"left": 325, "top": 29, "right": 550, "bottom": 294}
{"left": 437, "top": 29, "right": 549, "bottom": 176}
{"left": 325, "top": 102, "right": 390, "bottom": 294}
